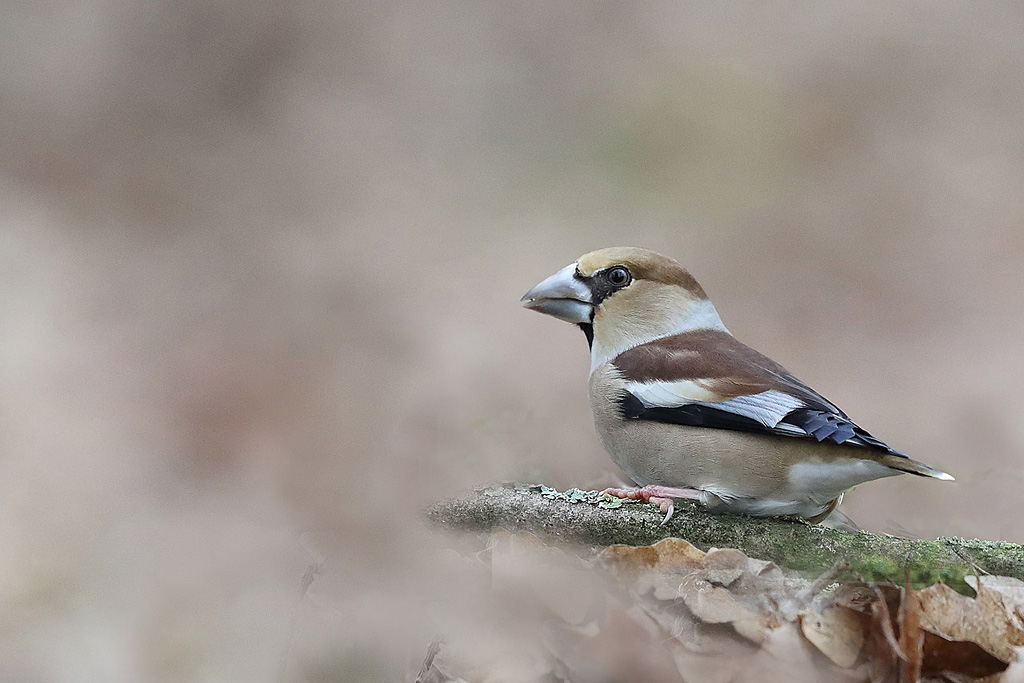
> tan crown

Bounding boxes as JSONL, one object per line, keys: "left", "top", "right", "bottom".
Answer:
{"left": 576, "top": 247, "right": 707, "bottom": 299}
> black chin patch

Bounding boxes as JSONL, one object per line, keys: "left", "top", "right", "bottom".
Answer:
{"left": 578, "top": 323, "right": 594, "bottom": 349}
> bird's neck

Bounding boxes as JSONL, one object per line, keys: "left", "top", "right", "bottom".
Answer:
{"left": 588, "top": 296, "right": 727, "bottom": 374}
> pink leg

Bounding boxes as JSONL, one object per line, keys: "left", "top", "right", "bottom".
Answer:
{"left": 602, "top": 485, "right": 702, "bottom": 525}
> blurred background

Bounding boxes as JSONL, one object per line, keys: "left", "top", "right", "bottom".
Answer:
{"left": 1, "top": 1, "right": 1023, "bottom": 680}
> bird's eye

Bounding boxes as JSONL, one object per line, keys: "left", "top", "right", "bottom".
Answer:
{"left": 606, "top": 266, "right": 631, "bottom": 287}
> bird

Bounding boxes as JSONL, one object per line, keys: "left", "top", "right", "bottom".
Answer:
{"left": 520, "top": 247, "right": 953, "bottom": 524}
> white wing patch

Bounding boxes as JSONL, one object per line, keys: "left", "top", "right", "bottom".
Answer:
{"left": 625, "top": 380, "right": 806, "bottom": 428}
{"left": 705, "top": 391, "right": 806, "bottom": 428}
{"left": 623, "top": 379, "right": 721, "bottom": 405}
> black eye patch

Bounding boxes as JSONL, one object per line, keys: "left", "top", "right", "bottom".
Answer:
{"left": 583, "top": 265, "right": 632, "bottom": 305}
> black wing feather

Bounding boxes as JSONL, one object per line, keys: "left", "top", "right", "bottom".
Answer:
{"left": 618, "top": 391, "right": 765, "bottom": 433}
{"left": 619, "top": 391, "right": 907, "bottom": 457}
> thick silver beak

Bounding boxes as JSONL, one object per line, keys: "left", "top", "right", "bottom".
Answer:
{"left": 520, "top": 263, "right": 594, "bottom": 324}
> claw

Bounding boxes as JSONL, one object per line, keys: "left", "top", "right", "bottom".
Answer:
{"left": 647, "top": 495, "right": 675, "bottom": 525}
{"left": 660, "top": 501, "right": 674, "bottom": 525}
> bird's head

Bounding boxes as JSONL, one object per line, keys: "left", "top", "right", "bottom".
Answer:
{"left": 521, "top": 247, "right": 727, "bottom": 370}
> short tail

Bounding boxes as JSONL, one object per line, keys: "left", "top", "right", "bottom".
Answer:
{"left": 880, "top": 454, "right": 955, "bottom": 481}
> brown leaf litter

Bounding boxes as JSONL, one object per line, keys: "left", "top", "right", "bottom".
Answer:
{"left": 417, "top": 531, "right": 1024, "bottom": 683}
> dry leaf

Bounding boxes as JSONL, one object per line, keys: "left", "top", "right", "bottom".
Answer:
{"left": 744, "top": 622, "right": 867, "bottom": 683}
{"left": 862, "top": 584, "right": 904, "bottom": 682}
{"left": 680, "top": 574, "right": 761, "bottom": 624}
{"left": 439, "top": 532, "right": 1024, "bottom": 683}
{"left": 602, "top": 537, "right": 706, "bottom": 571}
{"left": 701, "top": 548, "right": 748, "bottom": 587}
{"left": 678, "top": 572, "right": 776, "bottom": 645}
{"left": 733, "top": 618, "right": 773, "bottom": 645}
{"left": 917, "top": 582, "right": 1024, "bottom": 664}
{"left": 834, "top": 583, "right": 878, "bottom": 614}
{"left": 800, "top": 606, "right": 865, "bottom": 668}
{"left": 601, "top": 537, "right": 705, "bottom": 599}
{"left": 967, "top": 576, "right": 1024, "bottom": 607}
{"left": 920, "top": 631, "right": 1006, "bottom": 679}
{"left": 899, "top": 583, "right": 924, "bottom": 682}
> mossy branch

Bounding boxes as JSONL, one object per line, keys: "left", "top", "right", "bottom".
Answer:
{"left": 427, "top": 484, "right": 1024, "bottom": 591}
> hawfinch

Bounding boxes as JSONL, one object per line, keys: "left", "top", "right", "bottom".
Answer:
{"left": 521, "top": 247, "right": 953, "bottom": 524}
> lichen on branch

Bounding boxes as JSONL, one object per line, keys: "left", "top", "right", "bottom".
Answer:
{"left": 426, "top": 484, "right": 1024, "bottom": 591}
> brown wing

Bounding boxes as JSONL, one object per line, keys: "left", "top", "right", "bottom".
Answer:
{"left": 613, "top": 330, "right": 905, "bottom": 454}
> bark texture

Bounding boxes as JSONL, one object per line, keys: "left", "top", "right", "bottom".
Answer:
{"left": 427, "top": 484, "right": 1024, "bottom": 591}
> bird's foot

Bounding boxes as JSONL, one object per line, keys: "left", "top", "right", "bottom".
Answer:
{"left": 601, "top": 485, "right": 702, "bottom": 525}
